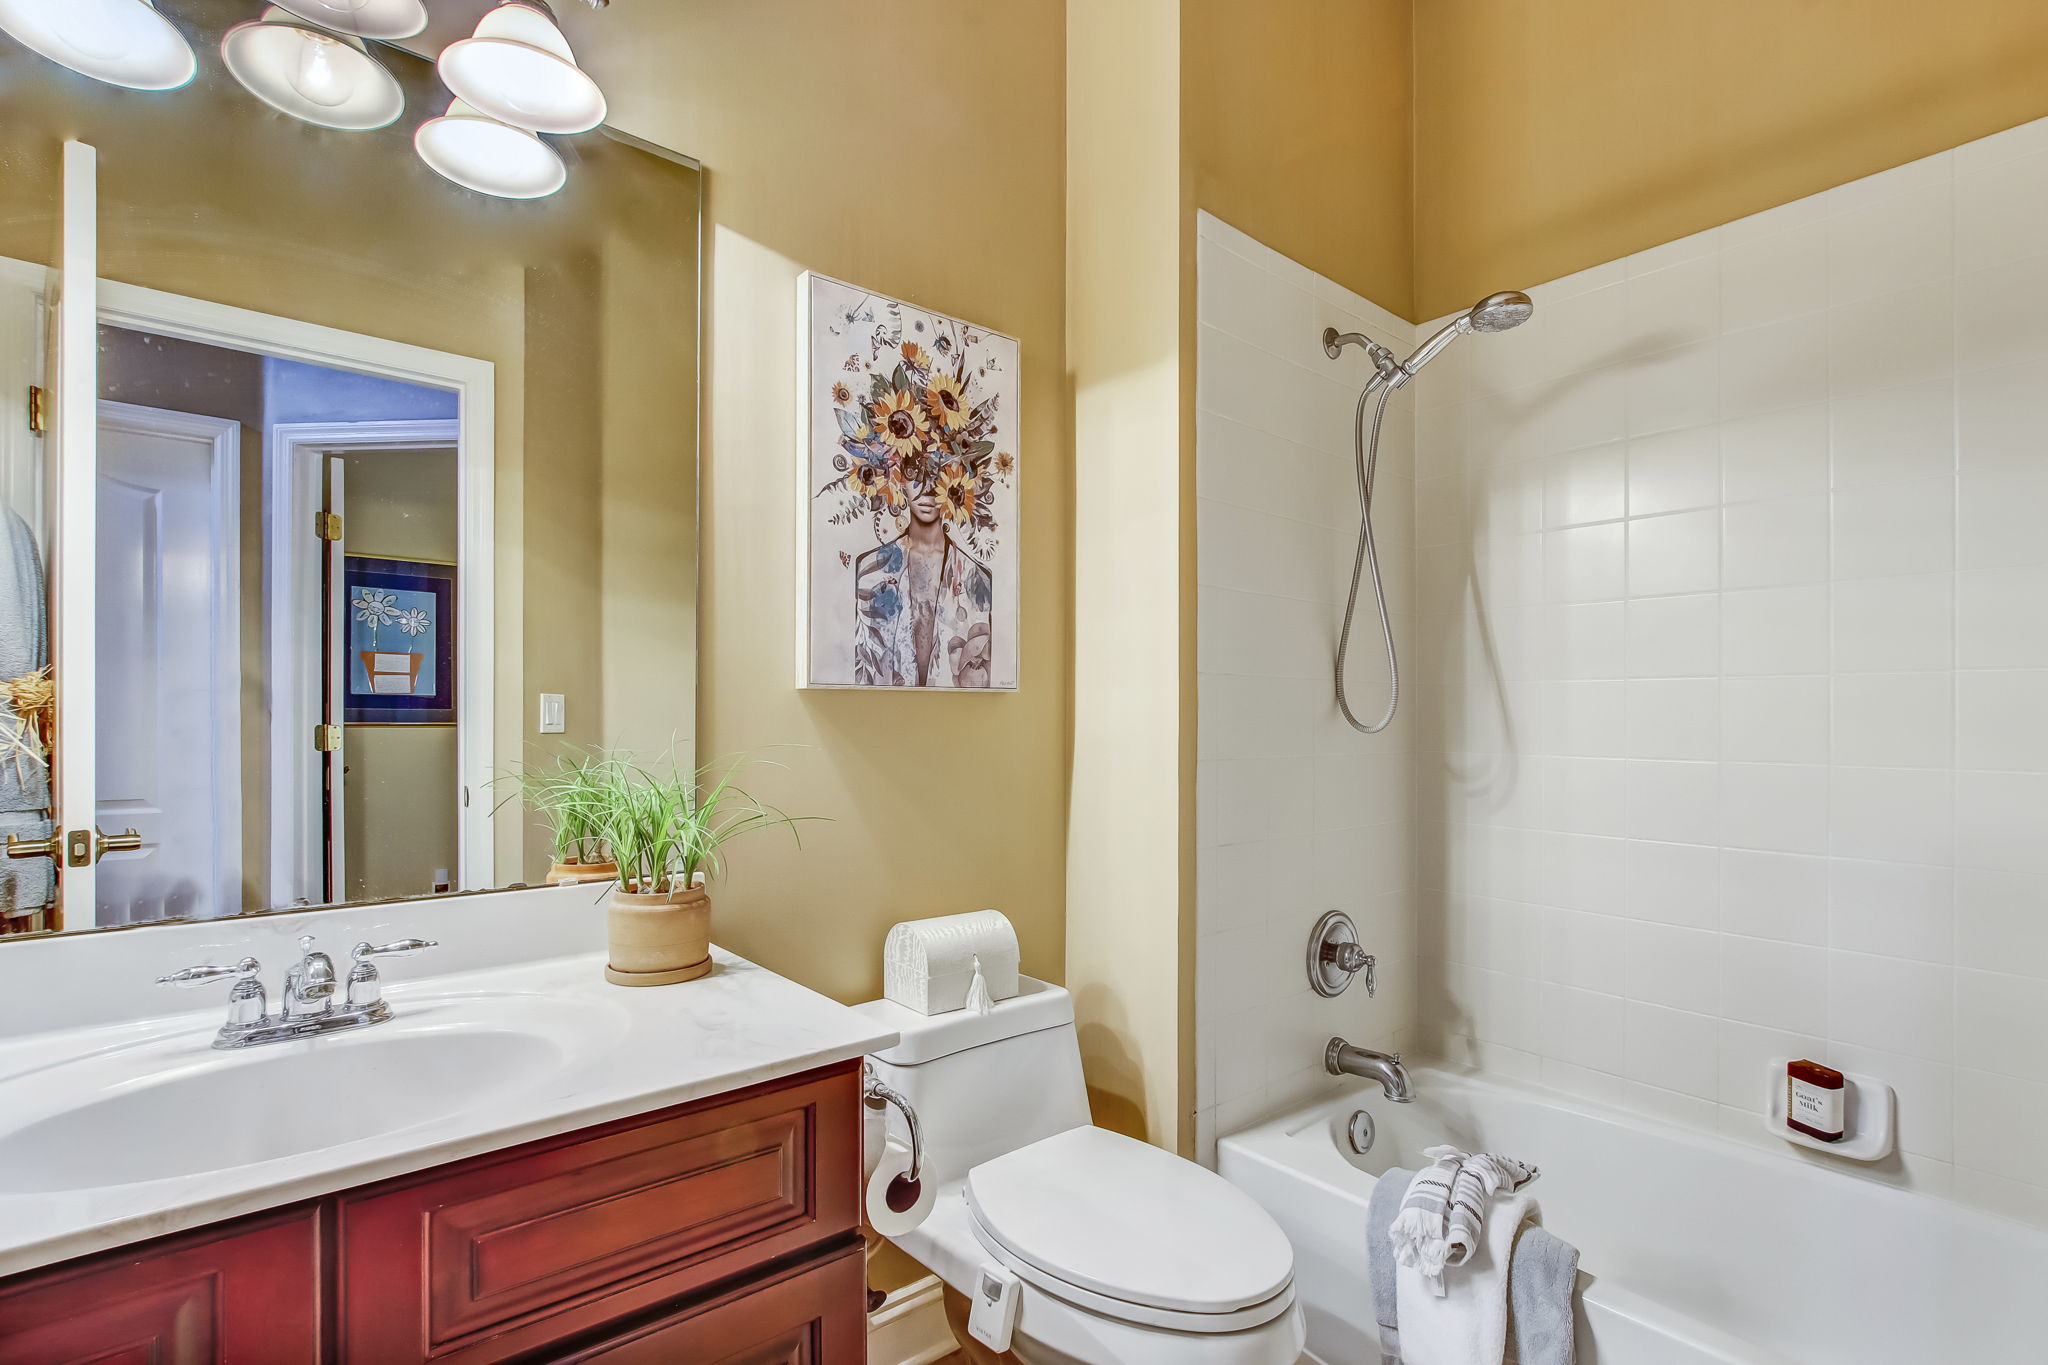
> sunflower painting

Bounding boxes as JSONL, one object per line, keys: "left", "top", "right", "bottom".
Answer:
{"left": 800, "top": 272, "right": 1019, "bottom": 690}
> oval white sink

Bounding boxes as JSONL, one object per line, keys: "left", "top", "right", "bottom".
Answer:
{"left": 0, "top": 991, "right": 627, "bottom": 1193}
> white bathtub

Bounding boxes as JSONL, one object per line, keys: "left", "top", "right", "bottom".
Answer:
{"left": 1217, "top": 1067, "right": 2047, "bottom": 1364}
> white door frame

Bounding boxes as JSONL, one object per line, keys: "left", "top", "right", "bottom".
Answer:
{"left": 94, "top": 279, "right": 496, "bottom": 897}
{"left": 265, "top": 418, "right": 460, "bottom": 907}
{"left": 53, "top": 142, "right": 98, "bottom": 922}
{"left": 95, "top": 400, "right": 242, "bottom": 922}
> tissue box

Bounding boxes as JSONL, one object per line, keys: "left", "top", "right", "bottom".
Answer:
{"left": 883, "top": 909, "right": 1021, "bottom": 1015}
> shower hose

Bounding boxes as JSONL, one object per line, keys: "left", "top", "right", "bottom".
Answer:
{"left": 1335, "top": 381, "right": 1400, "bottom": 734}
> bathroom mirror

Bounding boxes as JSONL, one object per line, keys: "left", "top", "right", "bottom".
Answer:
{"left": 0, "top": 0, "right": 699, "bottom": 938}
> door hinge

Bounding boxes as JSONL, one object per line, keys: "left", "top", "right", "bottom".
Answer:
{"left": 27, "top": 386, "right": 46, "bottom": 435}
{"left": 314, "top": 724, "right": 342, "bottom": 752}
{"left": 315, "top": 511, "right": 343, "bottom": 541}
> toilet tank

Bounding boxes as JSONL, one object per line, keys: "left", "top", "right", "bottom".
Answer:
{"left": 856, "top": 976, "right": 1093, "bottom": 1189}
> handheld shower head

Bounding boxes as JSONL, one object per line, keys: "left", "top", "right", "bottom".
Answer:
{"left": 1396, "top": 288, "right": 1537, "bottom": 380}
{"left": 1466, "top": 290, "right": 1534, "bottom": 333}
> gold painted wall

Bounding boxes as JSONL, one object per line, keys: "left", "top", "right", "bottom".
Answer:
{"left": 1414, "top": 0, "right": 2048, "bottom": 318}
{"left": 1183, "top": 0, "right": 1416, "bottom": 320}
{"left": 1068, "top": 0, "right": 1187, "bottom": 1153}
{"left": 574, "top": 1, "right": 1072, "bottom": 1006}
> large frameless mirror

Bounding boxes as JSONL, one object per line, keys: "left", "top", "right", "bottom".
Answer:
{"left": 0, "top": 0, "right": 699, "bottom": 938}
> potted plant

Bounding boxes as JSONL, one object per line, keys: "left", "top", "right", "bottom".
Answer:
{"left": 497, "top": 749, "right": 620, "bottom": 885}
{"left": 593, "top": 753, "right": 811, "bottom": 987}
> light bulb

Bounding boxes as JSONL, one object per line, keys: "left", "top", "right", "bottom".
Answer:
{"left": 289, "top": 31, "right": 349, "bottom": 108}
{"left": 221, "top": 7, "right": 402, "bottom": 131}
{"left": 0, "top": 0, "right": 197, "bottom": 90}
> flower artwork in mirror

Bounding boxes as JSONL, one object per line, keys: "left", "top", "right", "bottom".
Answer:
{"left": 799, "top": 272, "right": 1019, "bottom": 691}
{"left": 345, "top": 559, "right": 456, "bottom": 725}
{"left": 0, "top": 0, "right": 700, "bottom": 937}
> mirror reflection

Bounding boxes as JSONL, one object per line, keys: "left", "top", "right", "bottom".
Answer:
{"left": 0, "top": 0, "right": 699, "bottom": 938}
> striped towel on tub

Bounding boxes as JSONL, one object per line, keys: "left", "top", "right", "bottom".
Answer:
{"left": 1388, "top": 1144, "right": 1539, "bottom": 1296}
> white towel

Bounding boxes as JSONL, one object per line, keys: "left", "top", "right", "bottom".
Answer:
{"left": 1389, "top": 1145, "right": 1539, "bottom": 1294}
{"left": 1397, "top": 1191, "right": 1535, "bottom": 1365}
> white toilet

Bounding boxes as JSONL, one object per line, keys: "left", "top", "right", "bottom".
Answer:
{"left": 857, "top": 978, "right": 1305, "bottom": 1365}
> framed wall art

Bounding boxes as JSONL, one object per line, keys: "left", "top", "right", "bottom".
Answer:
{"left": 798, "top": 272, "right": 1019, "bottom": 690}
{"left": 343, "top": 556, "right": 456, "bottom": 724}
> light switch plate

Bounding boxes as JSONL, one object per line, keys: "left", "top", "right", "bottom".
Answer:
{"left": 538, "top": 693, "right": 566, "bottom": 734}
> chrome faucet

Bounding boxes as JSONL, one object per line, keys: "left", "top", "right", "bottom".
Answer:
{"left": 1326, "top": 1037, "right": 1416, "bottom": 1103}
{"left": 283, "top": 936, "right": 338, "bottom": 1018}
{"left": 158, "top": 935, "right": 437, "bottom": 1050}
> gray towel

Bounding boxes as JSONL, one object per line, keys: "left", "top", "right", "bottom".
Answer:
{"left": 0, "top": 507, "right": 49, "bottom": 916}
{"left": 1370, "top": 1166, "right": 1580, "bottom": 1365}
{"left": 1366, "top": 1166, "right": 1416, "bottom": 1365}
{"left": 1507, "top": 1223, "right": 1580, "bottom": 1365}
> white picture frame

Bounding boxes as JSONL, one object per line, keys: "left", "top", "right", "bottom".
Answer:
{"left": 797, "top": 271, "right": 1020, "bottom": 691}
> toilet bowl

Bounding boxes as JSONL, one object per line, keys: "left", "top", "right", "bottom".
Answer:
{"left": 856, "top": 980, "right": 1305, "bottom": 1365}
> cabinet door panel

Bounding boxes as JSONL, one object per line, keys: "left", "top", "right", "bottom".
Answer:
{"left": 337, "top": 1063, "right": 860, "bottom": 1364}
{"left": 560, "top": 1239, "right": 864, "bottom": 1365}
{"left": 0, "top": 1205, "right": 322, "bottom": 1365}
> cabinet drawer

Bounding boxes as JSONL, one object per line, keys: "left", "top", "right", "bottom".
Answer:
{"left": 0, "top": 1204, "right": 322, "bottom": 1365}
{"left": 337, "top": 1062, "right": 860, "bottom": 1363}
{"left": 558, "top": 1238, "right": 865, "bottom": 1364}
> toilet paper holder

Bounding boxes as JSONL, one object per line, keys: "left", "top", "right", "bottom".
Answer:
{"left": 862, "top": 1061, "right": 925, "bottom": 1213}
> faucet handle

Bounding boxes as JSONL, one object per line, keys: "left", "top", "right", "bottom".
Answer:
{"left": 346, "top": 939, "right": 437, "bottom": 1010}
{"left": 157, "top": 957, "right": 268, "bottom": 1029}
{"left": 352, "top": 938, "right": 437, "bottom": 961}
{"left": 157, "top": 956, "right": 260, "bottom": 988}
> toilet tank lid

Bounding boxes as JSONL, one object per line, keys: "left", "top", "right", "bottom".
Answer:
{"left": 856, "top": 976, "right": 1072, "bottom": 1065}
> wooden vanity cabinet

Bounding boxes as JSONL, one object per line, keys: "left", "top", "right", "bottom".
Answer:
{"left": 0, "top": 1062, "right": 867, "bottom": 1365}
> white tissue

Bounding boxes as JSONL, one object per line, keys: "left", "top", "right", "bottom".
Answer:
{"left": 864, "top": 1136, "right": 935, "bottom": 1236}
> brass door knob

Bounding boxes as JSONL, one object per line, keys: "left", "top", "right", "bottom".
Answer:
{"left": 4, "top": 831, "right": 62, "bottom": 861}
{"left": 94, "top": 827, "right": 142, "bottom": 861}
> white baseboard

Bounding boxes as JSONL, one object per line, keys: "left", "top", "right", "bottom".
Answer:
{"left": 869, "top": 1274, "right": 957, "bottom": 1365}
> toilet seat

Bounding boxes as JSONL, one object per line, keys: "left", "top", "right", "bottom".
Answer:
{"left": 964, "top": 1125, "right": 1297, "bottom": 1333}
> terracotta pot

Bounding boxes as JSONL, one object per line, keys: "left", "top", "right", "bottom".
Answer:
{"left": 604, "top": 883, "right": 712, "bottom": 987}
{"left": 547, "top": 860, "right": 617, "bottom": 886}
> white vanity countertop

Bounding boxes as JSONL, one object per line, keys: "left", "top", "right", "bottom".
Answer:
{"left": 0, "top": 915, "right": 897, "bottom": 1277}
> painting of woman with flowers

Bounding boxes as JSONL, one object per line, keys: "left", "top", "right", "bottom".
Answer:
{"left": 800, "top": 273, "right": 1019, "bottom": 689}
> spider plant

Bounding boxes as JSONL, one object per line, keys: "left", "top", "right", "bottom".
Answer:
{"left": 595, "top": 752, "right": 815, "bottom": 895}
{"left": 495, "top": 748, "right": 621, "bottom": 867}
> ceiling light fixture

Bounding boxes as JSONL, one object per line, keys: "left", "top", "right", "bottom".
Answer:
{"left": 0, "top": 0, "right": 197, "bottom": 91}
{"left": 265, "top": 0, "right": 425, "bottom": 42}
{"left": 222, "top": 7, "right": 403, "bottom": 131}
{"left": 415, "top": 99, "right": 567, "bottom": 200}
{"left": 437, "top": 1, "right": 606, "bottom": 136}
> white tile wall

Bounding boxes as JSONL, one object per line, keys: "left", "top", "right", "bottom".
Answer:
{"left": 1412, "top": 118, "right": 2048, "bottom": 1228}
{"left": 1193, "top": 214, "right": 1418, "bottom": 1164}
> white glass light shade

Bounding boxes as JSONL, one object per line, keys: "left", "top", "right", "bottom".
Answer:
{"left": 268, "top": 0, "right": 426, "bottom": 42}
{"left": 415, "top": 100, "right": 566, "bottom": 200}
{"left": 222, "top": 9, "right": 403, "bottom": 131}
{"left": 437, "top": 2, "right": 606, "bottom": 135}
{"left": 0, "top": 0, "right": 196, "bottom": 91}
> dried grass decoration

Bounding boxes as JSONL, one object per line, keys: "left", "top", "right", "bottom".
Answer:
{"left": 0, "top": 667, "right": 53, "bottom": 783}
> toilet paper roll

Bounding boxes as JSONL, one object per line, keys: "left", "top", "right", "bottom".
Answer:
{"left": 864, "top": 1136, "right": 935, "bottom": 1236}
